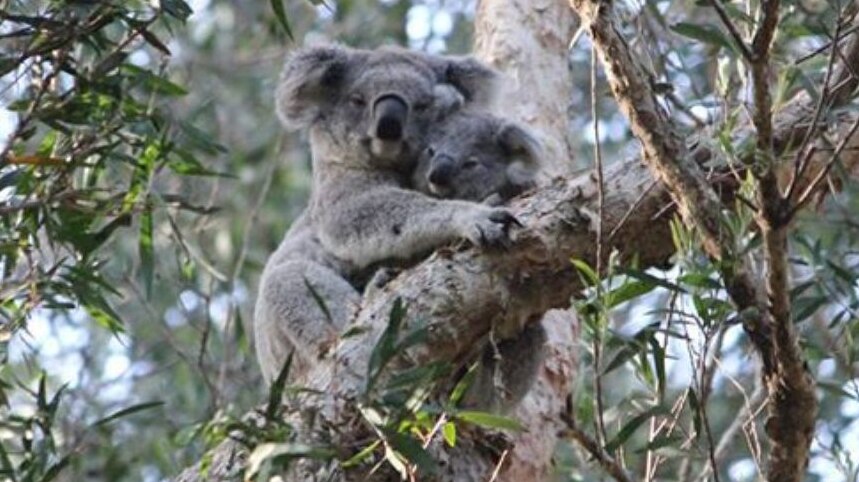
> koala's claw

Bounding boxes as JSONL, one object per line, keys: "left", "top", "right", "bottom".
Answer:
{"left": 488, "top": 210, "right": 522, "bottom": 228}
{"left": 465, "top": 207, "right": 519, "bottom": 248}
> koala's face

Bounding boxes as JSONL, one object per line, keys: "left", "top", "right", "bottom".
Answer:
{"left": 414, "top": 112, "right": 541, "bottom": 202}
{"left": 276, "top": 46, "right": 498, "bottom": 171}
{"left": 328, "top": 57, "right": 449, "bottom": 167}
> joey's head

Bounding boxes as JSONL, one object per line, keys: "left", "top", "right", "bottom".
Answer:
{"left": 275, "top": 45, "right": 500, "bottom": 171}
{"left": 413, "top": 112, "right": 542, "bottom": 202}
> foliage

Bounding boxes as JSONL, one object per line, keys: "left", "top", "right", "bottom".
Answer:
{"left": 0, "top": 0, "right": 858, "bottom": 481}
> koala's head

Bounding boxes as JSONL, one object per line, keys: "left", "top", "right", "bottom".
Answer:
{"left": 413, "top": 111, "right": 542, "bottom": 202}
{"left": 276, "top": 45, "right": 499, "bottom": 170}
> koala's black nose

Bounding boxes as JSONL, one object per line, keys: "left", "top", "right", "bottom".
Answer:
{"left": 428, "top": 154, "right": 455, "bottom": 186}
{"left": 373, "top": 95, "right": 408, "bottom": 141}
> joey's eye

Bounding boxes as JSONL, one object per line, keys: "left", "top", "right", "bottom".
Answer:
{"left": 349, "top": 95, "right": 366, "bottom": 107}
{"left": 425, "top": 146, "right": 436, "bottom": 157}
{"left": 463, "top": 158, "right": 479, "bottom": 169}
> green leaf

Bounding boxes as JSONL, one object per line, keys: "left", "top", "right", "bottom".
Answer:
{"left": 678, "top": 273, "right": 722, "bottom": 289}
{"left": 38, "top": 455, "right": 71, "bottom": 482}
{"left": 266, "top": 351, "right": 294, "bottom": 420}
{"left": 620, "top": 269, "right": 687, "bottom": 293}
{"left": 687, "top": 388, "right": 702, "bottom": 440}
{"left": 271, "top": 0, "right": 295, "bottom": 40}
{"left": 0, "top": 55, "right": 18, "bottom": 77}
{"left": 793, "top": 296, "right": 828, "bottom": 323}
{"left": 139, "top": 208, "right": 154, "bottom": 298}
{"left": 387, "top": 432, "right": 438, "bottom": 475}
{"left": 341, "top": 440, "right": 381, "bottom": 468}
{"left": 817, "top": 380, "right": 855, "bottom": 399}
{"left": 162, "top": 0, "right": 194, "bottom": 21}
{"left": 670, "top": 22, "right": 734, "bottom": 52}
{"left": 442, "top": 422, "right": 456, "bottom": 447}
{"left": 384, "top": 362, "right": 445, "bottom": 391}
{"left": 449, "top": 363, "right": 478, "bottom": 405}
{"left": 304, "top": 278, "right": 333, "bottom": 324}
{"left": 92, "top": 401, "right": 164, "bottom": 427}
{"left": 606, "top": 280, "right": 657, "bottom": 309}
{"left": 604, "top": 405, "right": 670, "bottom": 453}
{"left": 141, "top": 29, "right": 171, "bottom": 56}
{"left": 366, "top": 298, "right": 408, "bottom": 392}
{"left": 456, "top": 411, "right": 524, "bottom": 432}
{"left": 571, "top": 258, "right": 599, "bottom": 287}
{"left": 603, "top": 346, "right": 637, "bottom": 374}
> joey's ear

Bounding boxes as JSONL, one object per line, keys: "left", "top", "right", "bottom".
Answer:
{"left": 497, "top": 123, "right": 542, "bottom": 191}
{"left": 433, "top": 56, "right": 500, "bottom": 107}
{"left": 275, "top": 45, "right": 356, "bottom": 130}
{"left": 496, "top": 123, "right": 542, "bottom": 164}
{"left": 431, "top": 84, "right": 465, "bottom": 119}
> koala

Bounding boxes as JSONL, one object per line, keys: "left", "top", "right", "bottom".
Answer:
{"left": 255, "top": 45, "right": 515, "bottom": 383}
{"left": 413, "top": 110, "right": 541, "bottom": 205}
{"left": 410, "top": 111, "right": 545, "bottom": 414}
{"left": 277, "top": 45, "right": 519, "bottom": 267}
{"left": 254, "top": 212, "right": 360, "bottom": 382}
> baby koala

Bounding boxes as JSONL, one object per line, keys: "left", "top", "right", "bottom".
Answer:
{"left": 411, "top": 110, "right": 546, "bottom": 415}
{"left": 412, "top": 110, "right": 540, "bottom": 205}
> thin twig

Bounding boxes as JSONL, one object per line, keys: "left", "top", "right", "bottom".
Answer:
{"left": 785, "top": 13, "right": 845, "bottom": 201}
{"left": 709, "top": 0, "right": 754, "bottom": 62}
{"left": 560, "top": 406, "right": 634, "bottom": 482}
{"left": 590, "top": 42, "right": 610, "bottom": 451}
{"left": 792, "top": 115, "right": 859, "bottom": 211}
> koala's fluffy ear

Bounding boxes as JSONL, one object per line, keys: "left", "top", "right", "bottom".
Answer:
{"left": 433, "top": 56, "right": 500, "bottom": 107}
{"left": 497, "top": 123, "right": 542, "bottom": 190}
{"left": 275, "top": 45, "right": 355, "bottom": 130}
{"left": 497, "top": 123, "right": 541, "bottom": 164}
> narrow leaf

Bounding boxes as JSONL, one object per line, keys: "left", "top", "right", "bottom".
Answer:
{"left": 92, "top": 401, "right": 164, "bottom": 427}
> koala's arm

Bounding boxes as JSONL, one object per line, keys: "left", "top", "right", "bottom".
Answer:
{"left": 314, "top": 185, "right": 517, "bottom": 268}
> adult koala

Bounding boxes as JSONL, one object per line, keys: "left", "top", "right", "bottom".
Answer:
{"left": 255, "top": 45, "right": 516, "bottom": 382}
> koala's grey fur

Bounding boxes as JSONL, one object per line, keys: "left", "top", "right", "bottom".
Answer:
{"left": 254, "top": 213, "right": 361, "bottom": 381}
{"left": 406, "top": 111, "right": 545, "bottom": 414}
{"left": 413, "top": 110, "right": 541, "bottom": 205}
{"left": 256, "top": 45, "right": 519, "bottom": 383}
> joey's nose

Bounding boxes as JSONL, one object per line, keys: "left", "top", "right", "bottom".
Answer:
{"left": 428, "top": 154, "right": 455, "bottom": 186}
{"left": 373, "top": 95, "right": 408, "bottom": 141}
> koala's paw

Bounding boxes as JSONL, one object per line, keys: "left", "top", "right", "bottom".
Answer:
{"left": 460, "top": 206, "right": 521, "bottom": 248}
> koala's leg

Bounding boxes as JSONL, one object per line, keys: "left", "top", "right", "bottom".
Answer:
{"left": 254, "top": 259, "right": 360, "bottom": 383}
{"left": 462, "top": 322, "right": 547, "bottom": 414}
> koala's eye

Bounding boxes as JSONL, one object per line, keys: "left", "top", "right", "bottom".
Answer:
{"left": 463, "top": 158, "right": 479, "bottom": 170}
{"left": 349, "top": 95, "right": 366, "bottom": 107}
{"left": 425, "top": 146, "right": 435, "bottom": 157}
{"left": 414, "top": 100, "right": 431, "bottom": 111}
